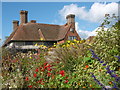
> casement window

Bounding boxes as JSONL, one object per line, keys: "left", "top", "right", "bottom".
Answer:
{"left": 68, "top": 36, "right": 77, "bottom": 40}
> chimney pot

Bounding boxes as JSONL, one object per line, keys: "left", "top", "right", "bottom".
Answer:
{"left": 66, "top": 14, "right": 75, "bottom": 25}
{"left": 30, "top": 20, "right": 36, "bottom": 23}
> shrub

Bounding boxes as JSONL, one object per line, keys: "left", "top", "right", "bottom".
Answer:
{"left": 91, "top": 14, "right": 120, "bottom": 70}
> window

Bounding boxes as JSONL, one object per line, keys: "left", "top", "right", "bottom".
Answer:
{"left": 70, "top": 28, "right": 74, "bottom": 32}
{"left": 25, "top": 42, "right": 33, "bottom": 45}
{"left": 68, "top": 36, "right": 77, "bottom": 40}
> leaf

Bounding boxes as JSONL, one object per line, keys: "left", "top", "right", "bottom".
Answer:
{"left": 87, "top": 53, "right": 91, "bottom": 57}
{"left": 83, "top": 57, "right": 91, "bottom": 61}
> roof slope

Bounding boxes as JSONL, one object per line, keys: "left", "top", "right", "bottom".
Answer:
{"left": 3, "top": 23, "right": 71, "bottom": 46}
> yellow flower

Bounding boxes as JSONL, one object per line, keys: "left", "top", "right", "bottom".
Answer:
{"left": 71, "top": 43, "right": 74, "bottom": 45}
{"left": 77, "top": 41, "right": 79, "bottom": 43}
{"left": 73, "top": 39, "right": 77, "bottom": 42}
{"left": 66, "top": 44, "right": 70, "bottom": 47}
{"left": 62, "top": 45, "right": 65, "bottom": 48}
{"left": 35, "top": 43, "right": 38, "bottom": 46}
{"left": 54, "top": 45, "right": 56, "bottom": 47}
{"left": 67, "top": 40, "right": 70, "bottom": 43}
{"left": 40, "top": 38, "right": 44, "bottom": 41}
{"left": 43, "top": 46, "right": 47, "bottom": 48}
{"left": 29, "top": 57, "right": 32, "bottom": 59}
{"left": 89, "top": 84, "right": 92, "bottom": 87}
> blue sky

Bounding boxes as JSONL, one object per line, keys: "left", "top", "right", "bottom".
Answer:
{"left": 1, "top": 2, "right": 119, "bottom": 43}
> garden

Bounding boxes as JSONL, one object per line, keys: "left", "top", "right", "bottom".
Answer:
{"left": 1, "top": 15, "right": 120, "bottom": 89}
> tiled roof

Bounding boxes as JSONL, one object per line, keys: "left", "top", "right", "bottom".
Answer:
{"left": 3, "top": 23, "right": 71, "bottom": 46}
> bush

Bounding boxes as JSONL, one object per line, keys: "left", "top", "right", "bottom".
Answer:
{"left": 91, "top": 14, "right": 120, "bottom": 70}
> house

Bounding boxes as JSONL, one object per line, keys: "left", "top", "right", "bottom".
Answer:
{"left": 3, "top": 10, "right": 81, "bottom": 50}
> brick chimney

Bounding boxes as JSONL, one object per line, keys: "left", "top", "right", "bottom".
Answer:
{"left": 20, "top": 10, "right": 28, "bottom": 24}
{"left": 12, "top": 20, "right": 19, "bottom": 31}
{"left": 66, "top": 14, "right": 75, "bottom": 28}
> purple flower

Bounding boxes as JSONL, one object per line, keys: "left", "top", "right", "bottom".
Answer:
{"left": 90, "top": 73, "right": 106, "bottom": 89}
{"left": 112, "top": 81, "right": 119, "bottom": 89}
{"left": 100, "top": 61, "right": 104, "bottom": 63}
{"left": 103, "top": 63, "right": 107, "bottom": 66}
{"left": 115, "top": 77, "right": 120, "bottom": 82}
{"left": 115, "top": 56, "right": 120, "bottom": 62}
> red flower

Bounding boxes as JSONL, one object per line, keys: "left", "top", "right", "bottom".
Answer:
{"left": 41, "top": 82, "right": 44, "bottom": 85}
{"left": 65, "top": 76, "right": 68, "bottom": 79}
{"left": 47, "top": 72, "right": 52, "bottom": 77}
{"left": 56, "top": 61, "right": 60, "bottom": 63}
{"left": 47, "top": 68, "right": 52, "bottom": 71}
{"left": 40, "top": 67, "right": 42, "bottom": 69}
{"left": 33, "top": 73, "right": 37, "bottom": 77}
{"left": 47, "top": 64, "right": 51, "bottom": 67}
{"left": 59, "top": 70, "right": 65, "bottom": 76}
{"left": 64, "top": 80, "right": 69, "bottom": 83}
{"left": 35, "top": 68, "right": 39, "bottom": 72}
{"left": 44, "top": 66, "right": 48, "bottom": 69}
{"left": 28, "top": 85, "right": 32, "bottom": 88}
{"left": 25, "top": 77, "right": 29, "bottom": 81}
{"left": 37, "top": 78, "right": 44, "bottom": 83}
{"left": 85, "top": 65, "right": 89, "bottom": 68}
{"left": 41, "top": 69, "right": 44, "bottom": 71}
{"left": 44, "top": 62, "right": 48, "bottom": 66}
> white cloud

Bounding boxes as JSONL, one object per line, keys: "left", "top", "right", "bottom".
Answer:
{"left": 75, "top": 22, "right": 97, "bottom": 39}
{"left": 75, "top": 22, "right": 109, "bottom": 39}
{"left": 59, "top": 2, "right": 118, "bottom": 23}
{"left": 59, "top": 2, "right": 118, "bottom": 39}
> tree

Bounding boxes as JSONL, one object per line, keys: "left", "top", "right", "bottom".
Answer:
{"left": 92, "top": 14, "right": 120, "bottom": 64}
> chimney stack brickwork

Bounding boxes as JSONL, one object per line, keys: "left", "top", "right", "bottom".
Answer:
{"left": 13, "top": 20, "right": 19, "bottom": 31}
{"left": 20, "top": 10, "right": 28, "bottom": 24}
{"left": 66, "top": 14, "right": 75, "bottom": 29}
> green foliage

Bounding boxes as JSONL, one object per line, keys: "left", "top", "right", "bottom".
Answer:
{"left": 92, "top": 15, "right": 120, "bottom": 65}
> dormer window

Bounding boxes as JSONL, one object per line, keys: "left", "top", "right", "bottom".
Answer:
{"left": 70, "top": 28, "right": 74, "bottom": 32}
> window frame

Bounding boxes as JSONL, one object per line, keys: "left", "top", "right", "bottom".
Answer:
{"left": 68, "top": 36, "right": 77, "bottom": 40}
